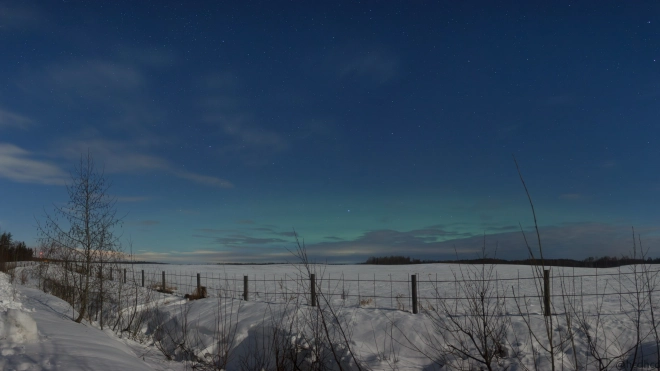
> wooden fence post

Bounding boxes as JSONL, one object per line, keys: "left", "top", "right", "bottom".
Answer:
{"left": 543, "top": 269, "right": 551, "bottom": 316}
{"left": 141, "top": 270, "right": 144, "bottom": 287}
{"left": 412, "top": 274, "right": 418, "bottom": 314}
{"left": 123, "top": 268, "right": 127, "bottom": 284}
{"left": 162, "top": 271, "right": 166, "bottom": 291}
{"left": 197, "top": 273, "right": 201, "bottom": 295}
{"left": 243, "top": 275, "right": 249, "bottom": 301}
{"left": 311, "top": 274, "right": 316, "bottom": 307}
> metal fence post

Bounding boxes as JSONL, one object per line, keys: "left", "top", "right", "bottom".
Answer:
{"left": 311, "top": 274, "right": 316, "bottom": 307}
{"left": 162, "top": 271, "right": 166, "bottom": 291}
{"left": 197, "top": 273, "right": 201, "bottom": 294}
{"left": 141, "top": 270, "right": 144, "bottom": 287}
{"left": 412, "top": 274, "right": 418, "bottom": 314}
{"left": 544, "top": 269, "right": 551, "bottom": 316}
{"left": 124, "top": 268, "right": 127, "bottom": 284}
{"left": 243, "top": 275, "right": 249, "bottom": 301}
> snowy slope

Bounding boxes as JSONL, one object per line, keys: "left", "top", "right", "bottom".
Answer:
{"left": 0, "top": 271, "right": 162, "bottom": 371}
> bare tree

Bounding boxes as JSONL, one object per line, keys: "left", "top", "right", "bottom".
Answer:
{"left": 414, "top": 241, "right": 512, "bottom": 371}
{"left": 37, "top": 151, "right": 122, "bottom": 323}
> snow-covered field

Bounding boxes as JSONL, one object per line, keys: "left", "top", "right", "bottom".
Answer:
{"left": 1, "top": 262, "right": 659, "bottom": 370}
{"left": 130, "top": 263, "right": 633, "bottom": 313}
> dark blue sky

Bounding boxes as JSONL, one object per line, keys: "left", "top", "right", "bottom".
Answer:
{"left": 1, "top": 1, "right": 659, "bottom": 263}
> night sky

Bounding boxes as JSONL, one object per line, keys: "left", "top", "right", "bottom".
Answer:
{"left": 1, "top": 1, "right": 659, "bottom": 263}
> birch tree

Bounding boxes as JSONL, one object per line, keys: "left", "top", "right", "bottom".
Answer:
{"left": 38, "top": 151, "right": 122, "bottom": 323}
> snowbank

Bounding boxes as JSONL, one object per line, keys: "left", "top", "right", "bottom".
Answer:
{"left": 0, "top": 308, "right": 38, "bottom": 344}
{"left": 0, "top": 271, "right": 159, "bottom": 371}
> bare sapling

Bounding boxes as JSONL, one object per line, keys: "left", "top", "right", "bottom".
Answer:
{"left": 37, "top": 151, "right": 123, "bottom": 323}
{"left": 637, "top": 234, "right": 660, "bottom": 371}
{"left": 369, "top": 321, "right": 400, "bottom": 369}
{"left": 563, "top": 230, "right": 658, "bottom": 371}
{"left": 420, "top": 240, "right": 512, "bottom": 371}
{"left": 288, "top": 231, "right": 366, "bottom": 370}
{"left": 610, "top": 229, "right": 659, "bottom": 371}
{"left": 552, "top": 267, "right": 581, "bottom": 370}
{"left": 513, "top": 156, "right": 571, "bottom": 371}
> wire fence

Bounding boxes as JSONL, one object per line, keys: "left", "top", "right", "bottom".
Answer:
{"left": 113, "top": 264, "right": 660, "bottom": 315}
{"left": 10, "top": 261, "right": 660, "bottom": 316}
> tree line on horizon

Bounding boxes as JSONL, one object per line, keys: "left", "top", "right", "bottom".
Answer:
{"left": 0, "top": 231, "right": 34, "bottom": 266}
{"left": 364, "top": 255, "right": 660, "bottom": 268}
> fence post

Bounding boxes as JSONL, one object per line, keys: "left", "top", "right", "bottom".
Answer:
{"left": 543, "top": 269, "right": 551, "bottom": 316}
{"left": 311, "top": 274, "right": 316, "bottom": 307}
{"left": 197, "top": 273, "right": 201, "bottom": 294}
{"left": 243, "top": 275, "right": 249, "bottom": 301}
{"left": 412, "top": 274, "right": 418, "bottom": 314}
{"left": 141, "top": 270, "right": 144, "bottom": 287}
{"left": 162, "top": 271, "right": 166, "bottom": 291}
{"left": 123, "top": 268, "right": 127, "bottom": 284}
{"left": 110, "top": 268, "right": 113, "bottom": 281}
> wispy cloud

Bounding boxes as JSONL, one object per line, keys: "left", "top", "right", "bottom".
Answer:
{"left": 116, "top": 196, "right": 150, "bottom": 203}
{"left": 136, "top": 220, "right": 159, "bottom": 226}
{"left": 16, "top": 58, "right": 166, "bottom": 134}
{"left": 198, "top": 71, "right": 240, "bottom": 92}
{"left": 1, "top": 136, "right": 233, "bottom": 188}
{"left": 201, "top": 113, "right": 289, "bottom": 153}
{"left": 178, "top": 222, "right": 660, "bottom": 263}
{"left": 250, "top": 227, "right": 275, "bottom": 232}
{"left": 115, "top": 45, "right": 178, "bottom": 69}
{"left": 0, "top": 3, "right": 42, "bottom": 29}
{"left": 193, "top": 225, "right": 296, "bottom": 253}
{"left": 197, "top": 71, "right": 291, "bottom": 165}
{"left": 600, "top": 160, "right": 618, "bottom": 169}
{"left": 47, "top": 60, "right": 144, "bottom": 95}
{"left": 298, "top": 222, "right": 660, "bottom": 262}
{"left": 0, "top": 143, "right": 67, "bottom": 185}
{"left": 174, "top": 170, "right": 233, "bottom": 188}
{"left": 195, "top": 228, "right": 236, "bottom": 235}
{"left": 483, "top": 225, "right": 519, "bottom": 232}
{"left": 223, "top": 121, "right": 288, "bottom": 152}
{"left": 57, "top": 138, "right": 166, "bottom": 172}
{"left": 56, "top": 138, "right": 233, "bottom": 188}
{"left": 0, "top": 108, "right": 33, "bottom": 130}
{"left": 130, "top": 247, "right": 293, "bottom": 264}
{"left": 212, "top": 234, "right": 288, "bottom": 246}
{"left": 11, "top": 57, "right": 223, "bottom": 189}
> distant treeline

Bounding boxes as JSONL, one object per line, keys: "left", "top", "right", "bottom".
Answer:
{"left": 216, "top": 262, "right": 285, "bottom": 265}
{"left": 35, "top": 259, "right": 169, "bottom": 265}
{"left": 364, "top": 255, "right": 660, "bottom": 268}
{"left": 364, "top": 256, "right": 423, "bottom": 265}
{"left": 0, "top": 232, "right": 34, "bottom": 262}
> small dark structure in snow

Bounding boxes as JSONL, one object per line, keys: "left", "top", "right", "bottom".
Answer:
{"left": 185, "top": 286, "right": 207, "bottom": 300}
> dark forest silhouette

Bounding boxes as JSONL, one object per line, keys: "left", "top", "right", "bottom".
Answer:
{"left": 0, "top": 231, "right": 34, "bottom": 267}
{"left": 364, "top": 255, "right": 660, "bottom": 268}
